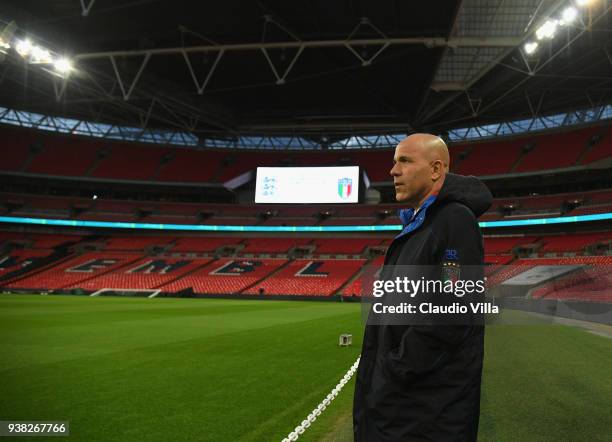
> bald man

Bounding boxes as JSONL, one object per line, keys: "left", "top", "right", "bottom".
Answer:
{"left": 353, "top": 134, "right": 492, "bottom": 441}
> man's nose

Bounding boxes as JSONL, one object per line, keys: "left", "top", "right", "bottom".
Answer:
{"left": 390, "top": 164, "right": 400, "bottom": 176}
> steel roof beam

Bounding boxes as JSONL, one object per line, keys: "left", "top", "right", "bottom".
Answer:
{"left": 74, "top": 37, "right": 522, "bottom": 60}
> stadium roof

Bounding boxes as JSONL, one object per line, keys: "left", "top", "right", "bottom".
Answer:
{"left": 1, "top": 0, "right": 611, "bottom": 142}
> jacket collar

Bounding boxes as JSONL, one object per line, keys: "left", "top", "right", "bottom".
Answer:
{"left": 396, "top": 194, "right": 437, "bottom": 239}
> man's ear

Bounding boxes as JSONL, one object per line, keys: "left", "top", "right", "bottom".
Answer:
{"left": 431, "top": 160, "right": 443, "bottom": 180}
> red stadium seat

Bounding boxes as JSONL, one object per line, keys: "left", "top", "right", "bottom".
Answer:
{"left": 6, "top": 251, "right": 143, "bottom": 290}
{"left": 156, "top": 150, "right": 226, "bottom": 183}
{"left": 457, "top": 139, "right": 523, "bottom": 176}
{"left": 171, "top": 237, "right": 243, "bottom": 253}
{"left": 0, "top": 249, "right": 55, "bottom": 277}
{"left": 104, "top": 236, "right": 175, "bottom": 250}
{"left": 1, "top": 123, "right": 610, "bottom": 184}
{"left": 241, "top": 238, "right": 312, "bottom": 253}
{"left": 531, "top": 264, "right": 612, "bottom": 302}
{"left": 313, "top": 238, "right": 383, "bottom": 254}
{"left": 514, "top": 128, "right": 595, "bottom": 172}
{"left": 0, "top": 127, "right": 38, "bottom": 172}
{"left": 68, "top": 257, "right": 211, "bottom": 291}
{"left": 26, "top": 137, "right": 98, "bottom": 176}
{"left": 90, "top": 144, "right": 168, "bottom": 180}
{"left": 243, "top": 259, "right": 365, "bottom": 296}
{"left": 341, "top": 256, "right": 385, "bottom": 297}
{"left": 538, "top": 233, "right": 609, "bottom": 253}
{"left": 580, "top": 128, "right": 612, "bottom": 164}
{"left": 484, "top": 236, "right": 539, "bottom": 254}
{"left": 160, "top": 258, "right": 287, "bottom": 294}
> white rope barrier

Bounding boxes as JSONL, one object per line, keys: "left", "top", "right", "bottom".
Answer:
{"left": 281, "top": 356, "right": 361, "bottom": 442}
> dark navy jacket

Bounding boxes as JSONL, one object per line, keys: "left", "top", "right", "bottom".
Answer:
{"left": 353, "top": 173, "right": 493, "bottom": 441}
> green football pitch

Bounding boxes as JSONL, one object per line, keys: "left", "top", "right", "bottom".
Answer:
{"left": 0, "top": 295, "right": 610, "bottom": 441}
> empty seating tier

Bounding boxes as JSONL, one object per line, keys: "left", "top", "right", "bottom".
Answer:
{"left": 2, "top": 124, "right": 609, "bottom": 182}
{"left": 243, "top": 259, "right": 365, "bottom": 296}
{"left": 6, "top": 252, "right": 142, "bottom": 290}
{"left": 160, "top": 258, "right": 287, "bottom": 294}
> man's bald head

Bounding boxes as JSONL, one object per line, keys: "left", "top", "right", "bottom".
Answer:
{"left": 390, "top": 133, "right": 449, "bottom": 207}
{"left": 397, "top": 133, "right": 450, "bottom": 172}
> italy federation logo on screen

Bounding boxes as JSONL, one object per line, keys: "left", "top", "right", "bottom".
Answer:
{"left": 338, "top": 177, "right": 353, "bottom": 199}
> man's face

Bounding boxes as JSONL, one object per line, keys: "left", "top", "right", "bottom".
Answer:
{"left": 390, "top": 141, "right": 433, "bottom": 206}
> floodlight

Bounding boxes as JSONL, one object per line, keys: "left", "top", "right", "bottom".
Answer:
{"left": 15, "top": 39, "right": 32, "bottom": 57}
{"left": 560, "top": 7, "right": 578, "bottom": 24}
{"left": 524, "top": 41, "right": 539, "bottom": 55}
{"left": 31, "top": 45, "right": 52, "bottom": 63}
{"left": 536, "top": 20, "right": 558, "bottom": 40}
{"left": 53, "top": 57, "right": 73, "bottom": 74}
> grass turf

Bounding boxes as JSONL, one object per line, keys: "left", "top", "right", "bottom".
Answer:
{"left": 0, "top": 295, "right": 363, "bottom": 441}
{"left": 1, "top": 295, "right": 611, "bottom": 441}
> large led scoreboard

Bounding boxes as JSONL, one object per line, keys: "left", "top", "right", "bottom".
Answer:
{"left": 254, "top": 166, "right": 360, "bottom": 204}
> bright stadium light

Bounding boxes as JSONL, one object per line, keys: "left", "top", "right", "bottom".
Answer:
{"left": 524, "top": 41, "right": 539, "bottom": 55}
{"left": 575, "top": 0, "right": 594, "bottom": 6}
{"left": 560, "top": 7, "right": 578, "bottom": 25}
{"left": 15, "top": 38, "right": 32, "bottom": 57}
{"left": 536, "top": 19, "right": 558, "bottom": 40}
{"left": 31, "top": 45, "right": 52, "bottom": 63}
{"left": 53, "top": 57, "right": 73, "bottom": 74}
